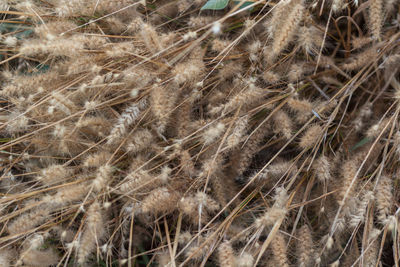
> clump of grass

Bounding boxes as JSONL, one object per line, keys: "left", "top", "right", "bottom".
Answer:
{"left": 0, "top": 0, "right": 399, "bottom": 266}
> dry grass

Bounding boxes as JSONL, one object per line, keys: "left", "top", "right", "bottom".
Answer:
{"left": 0, "top": 0, "right": 399, "bottom": 266}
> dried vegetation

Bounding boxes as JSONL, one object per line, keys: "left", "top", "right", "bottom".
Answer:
{"left": 0, "top": 0, "right": 399, "bottom": 266}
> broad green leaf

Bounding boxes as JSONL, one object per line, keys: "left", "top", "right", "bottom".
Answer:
{"left": 233, "top": 1, "right": 254, "bottom": 10}
{"left": 201, "top": 0, "right": 230, "bottom": 10}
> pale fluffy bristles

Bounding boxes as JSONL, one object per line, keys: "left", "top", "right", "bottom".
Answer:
{"left": 269, "top": 0, "right": 305, "bottom": 61}
{"left": 220, "top": 81, "right": 265, "bottom": 115}
{"left": 173, "top": 60, "right": 205, "bottom": 85}
{"left": 375, "top": 175, "right": 393, "bottom": 224}
{"left": 150, "top": 83, "right": 177, "bottom": 134}
{"left": 84, "top": 152, "right": 112, "bottom": 168}
{"left": 0, "top": 2, "right": 9, "bottom": 11}
{"left": 107, "top": 99, "right": 147, "bottom": 144}
{"left": 366, "top": 118, "right": 391, "bottom": 138}
{"left": 183, "top": 31, "right": 197, "bottom": 42}
{"left": 76, "top": 117, "right": 111, "bottom": 138}
{"left": 235, "top": 252, "right": 254, "bottom": 267}
{"left": 175, "top": 92, "right": 197, "bottom": 138}
{"left": 385, "top": 0, "right": 398, "bottom": 14}
{"left": 248, "top": 40, "right": 262, "bottom": 62}
{"left": 38, "top": 164, "right": 70, "bottom": 185}
{"left": 20, "top": 248, "right": 59, "bottom": 267}
{"left": 96, "top": 0, "right": 141, "bottom": 14}
{"left": 1, "top": 71, "right": 59, "bottom": 97}
{"left": 288, "top": 62, "right": 306, "bottom": 82}
{"left": 127, "top": 17, "right": 144, "bottom": 33}
{"left": 177, "top": 0, "right": 191, "bottom": 13}
{"left": 226, "top": 115, "right": 248, "bottom": 149}
{"left": 7, "top": 205, "right": 50, "bottom": 236}
{"left": 55, "top": 0, "right": 92, "bottom": 16}
{"left": 126, "top": 129, "right": 154, "bottom": 154}
{"left": 178, "top": 231, "right": 193, "bottom": 245}
{"left": 118, "top": 170, "right": 152, "bottom": 194}
{"left": 217, "top": 241, "right": 236, "bottom": 267}
{"left": 325, "top": 235, "right": 334, "bottom": 251}
{"left": 255, "top": 188, "right": 288, "bottom": 228}
{"left": 185, "top": 237, "right": 211, "bottom": 260}
{"left": 49, "top": 92, "right": 77, "bottom": 115}
{"left": 353, "top": 102, "right": 373, "bottom": 132}
{"left": 84, "top": 100, "right": 100, "bottom": 111}
{"left": 120, "top": 167, "right": 170, "bottom": 195}
{"left": 198, "top": 156, "right": 223, "bottom": 178}
{"left": 368, "top": 0, "right": 384, "bottom": 40}
{"left": 104, "top": 17, "right": 127, "bottom": 34}
{"left": 272, "top": 109, "right": 293, "bottom": 139}
{"left": 315, "top": 99, "right": 338, "bottom": 117}
{"left": 342, "top": 48, "right": 377, "bottom": 71}
{"left": 141, "top": 187, "right": 179, "bottom": 214}
{"left": 92, "top": 165, "right": 113, "bottom": 192}
{"left": 75, "top": 35, "right": 108, "bottom": 50}
{"left": 330, "top": 260, "right": 340, "bottom": 267}
{"left": 5, "top": 112, "right": 29, "bottom": 134}
{"left": 188, "top": 16, "right": 216, "bottom": 29}
{"left": 180, "top": 150, "right": 196, "bottom": 176}
{"left": 296, "top": 225, "right": 314, "bottom": 267}
{"left": 105, "top": 42, "right": 141, "bottom": 58}
{"left": 254, "top": 160, "right": 298, "bottom": 188}
{"left": 299, "top": 124, "right": 323, "bottom": 149}
{"left": 233, "top": 121, "right": 270, "bottom": 176}
{"left": 173, "top": 48, "right": 205, "bottom": 85}
{"left": 178, "top": 196, "right": 199, "bottom": 222}
{"left": 211, "top": 38, "right": 231, "bottom": 53}
{"left": 265, "top": 0, "right": 291, "bottom": 38}
{"left": 196, "top": 192, "right": 220, "bottom": 212}
{"left": 297, "top": 25, "right": 324, "bottom": 56}
{"left": 156, "top": 251, "right": 172, "bottom": 267}
{"left": 347, "top": 191, "right": 374, "bottom": 228}
{"left": 158, "top": 166, "right": 172, "bottom": 184}
{"left": 0, "top": 248, "right": 13, "bottom": 267}
{"left": 336, "top": 160, "right": 358, "bottom": 206}
{"left": 267, "top": 161, "right": 297, "bottom": 179}
{"left": 122, "top": 66, "right": 153, "bottom": 88}
{"left": 19, "top": 36, "right": 84, "bottom": 57}
{"left": 218, "top": 61, "right": 243, "bottom": 80}
{"left": 66, "top": 56, "right": 100, "bottom": 75}
{"left": 313, "top": 156, "right": 331, "bottom": 182}
{"left": 50, "top": 124, "right": 83, "bottom": 155}
{"left": 139, "top": 23, "right": 163, "bottom": 54}
{"left": 34, "top": 20, "right": 77, "bottom": 40}
{"left": 270, "top": 232, "right": 289, "bottom": 267}
{"left": 43, "top": 182, "right": 89, "bottom": 206}
{"left": 364, "top": 228, "right": 380, "bottom": 266}
{"left": 91, "top": 72, "right": 119, "bottom": 86}
{"left": 77, "top": 201, "right": 105, "bottom": 265}
{"left": 332, "top": 0, "right": 346, "bottom": 13}
{"left": 351, "top": 37, "right": 373, "bottom": 50}
{"left": 211, "top": 173, "right": 237, "bottom": 207}
{"left": 1, "top": 0, "right": 398, "bottom": 265}
{"left": 287, "top": 97, "right": 313, "bottom": 123}
{"left": 203, "top": 122, "right": 225, "bottom": 145}
{"left": 4, "top": 36, "right": 17, "bottom": 47}
{"left": 262, "top": 70, "right": 281, "bottom": 84}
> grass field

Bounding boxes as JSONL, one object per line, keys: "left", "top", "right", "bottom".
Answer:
{"left": 0, "top": 0, "right": 399, "bottom": 266}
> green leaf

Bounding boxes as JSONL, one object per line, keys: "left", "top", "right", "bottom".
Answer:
{"left": 351, "top": 137, "right": 370, "bottom": 151}
{"left": 201, "top": 0, "right": 230, "bottom": 10}
{"left": 233, "top": 1, "right": 254, "bottom": 10}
